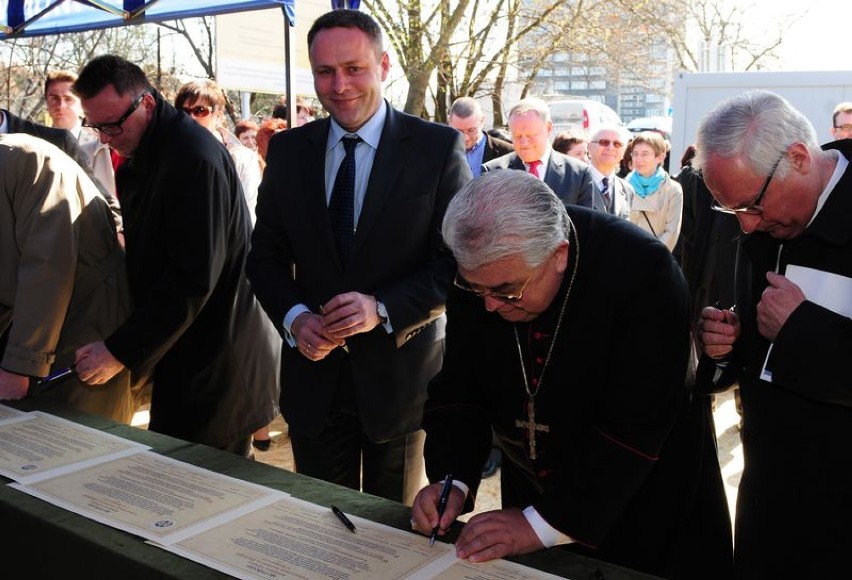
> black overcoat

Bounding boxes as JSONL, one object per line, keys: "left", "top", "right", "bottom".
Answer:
{"left": 726, "top": 141, "right": 852, "bottom": 578}
{"left": 106, "top": 95, "right": 280, "bottom": 447}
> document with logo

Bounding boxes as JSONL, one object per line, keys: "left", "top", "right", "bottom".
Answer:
{"left": 761, "top": 265, "right": 852, "bottom": 382}
{"left": 156, "top": 495, "right": 564, "bottom": 580}
{"left": 10, "top": 450, "right": 284, "bottom": 545}
{"left": 0, "top": 411, "right": 148, "bottom": 484}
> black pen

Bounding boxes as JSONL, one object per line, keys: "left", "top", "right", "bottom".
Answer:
{"left": 430, "top": 474, "right": 453, "bottom": 546}
{"left": 35, "top": 364, "right": 76, "bottom": 386}
{"left": 331, "top": 505, "right": 356, "bottom": 533}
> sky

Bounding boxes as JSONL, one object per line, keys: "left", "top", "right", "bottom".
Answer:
{"left": 767, "top": 0, "right": 847, "bottom": 71}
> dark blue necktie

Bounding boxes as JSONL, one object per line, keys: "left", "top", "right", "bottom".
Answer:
{"left": 328, "top": 135, "right": 360, "bottom": 263}
{"left": 601, "top": 177, "right": 611, "bottom": 212}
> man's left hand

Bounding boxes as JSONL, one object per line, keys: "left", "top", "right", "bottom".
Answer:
{"left": 454, "top": 508, "right": 544, "bottom": 563}
{"left": 321, "top": 292, "right": 382, "bottom": 339}
{"left": 75, "top": 342, "right": 125, "bottom": 385}
{"left": 757, "top": 272, "right": 806, "bottom": 342}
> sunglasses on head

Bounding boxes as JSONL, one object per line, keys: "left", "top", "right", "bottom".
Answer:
{"left": 183, "top": 105, "right": 214, "bottom": 118}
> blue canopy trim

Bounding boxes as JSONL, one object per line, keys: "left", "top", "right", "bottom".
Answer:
{"left": 1, "top": 0, "right": 296, "bottom": 39}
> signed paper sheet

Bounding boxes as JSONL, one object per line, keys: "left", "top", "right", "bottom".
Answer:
{"left": 158, "top": 496, "right": 567, "bottom": 580}
{"left": 0, "top": 411, "right": 148, "bottom": 483}
{"left": 10, "top": 450, "right": 284, "bottom": 544}
{"left": 158, "top": 495, "right": 457, "bottom": 579}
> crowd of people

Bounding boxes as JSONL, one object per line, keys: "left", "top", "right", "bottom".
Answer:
{"left": 2, "top": 7, "right": 852, "bottom": 580}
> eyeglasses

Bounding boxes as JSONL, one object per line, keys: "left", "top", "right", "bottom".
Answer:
{"left": 631, "top": 150, "right": 655, "bottom": 158}
{"left": 834, "top": 124, "right": 852, "bottom": 132}
{"left": 456, "top": 127, "right": 481, "bottom": 137}
{"left": 183, "top": 105, "right": 214, "bottom": 118}
{"left": 454, "top": 269, "right": 535, "bottom": 302}
{"left": 453, "top": 250, "right": 560, "bottom": 302}
{"left": 82, "top": 91, "right": 149, "bottom": 136}
{"left": 711, "top": 152, "right": 784, "bottom": 215}
{"left": 591, "top": 139, "right": 624, "bottom": 149}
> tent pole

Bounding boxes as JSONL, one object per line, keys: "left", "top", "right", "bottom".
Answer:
{"left": 283, "top": 7, "right": 293, "bottom": 129}
{"left": 240, "top": 92, "right": 251, "bottom": 120}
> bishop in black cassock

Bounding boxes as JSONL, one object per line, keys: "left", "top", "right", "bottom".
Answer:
{"left": 415, "top": 171, "right": 733, "bottom": 580}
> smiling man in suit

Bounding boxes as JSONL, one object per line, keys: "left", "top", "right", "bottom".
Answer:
{"left": 247, "top": 9, "right": 471, "bottom": 505}
{"left": 482, "top": 97, "right": 594, "bottom": 208}
{"left": 588, "top": 124, "right": 634, "bottom": 219}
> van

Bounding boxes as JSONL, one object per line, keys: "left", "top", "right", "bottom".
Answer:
{"left": 544, "top": 98, "right": 623, "bottom": 138}
{"left": 626, "top": 116, "right": 673, "bottom": 140}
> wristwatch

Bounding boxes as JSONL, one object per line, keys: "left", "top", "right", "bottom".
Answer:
{"left": 376, "top": 300, "right": 389, "bottom": 325}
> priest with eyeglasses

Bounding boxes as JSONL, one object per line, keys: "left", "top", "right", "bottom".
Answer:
{"left": 411, "top": 170, "right": 733, "bottom": 579}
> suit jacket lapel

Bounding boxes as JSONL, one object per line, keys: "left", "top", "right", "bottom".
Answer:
{"left": 544, "top": 154, "right": 565, "bottom": 192}
{"left": 509, "top": 154, "right": 526, "bottom": 171}
{"left": 591, "top": 179, "right": 606, "bottom": 212}
{"left": 614, "top": 179, "right": 629, "bottom": 216}
{"left": 303, "top": 118, "right": 340, "bottom": 262}
{"left": 352, "top": 105, "right": 406, "bottom": 256}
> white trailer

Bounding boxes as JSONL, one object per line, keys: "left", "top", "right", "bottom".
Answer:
{"left": 670, "top": 70, "right": 852, "bottom": 172}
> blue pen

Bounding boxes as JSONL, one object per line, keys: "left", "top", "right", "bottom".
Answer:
{"left": 430, "top": 474, "right": 454, "bottom": 546}
{"left": 35, "top": 364, "right": 76, "bottom": 386}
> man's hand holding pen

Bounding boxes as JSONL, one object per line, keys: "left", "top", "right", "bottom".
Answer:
{"left": 411, "top": 477, "right": 546, "bottom": 562}
{"left": 410, "top": 477, "right": 465, "bottom": 544}
{"left": 699, "top": 304, "right": 740, "bottom": 359}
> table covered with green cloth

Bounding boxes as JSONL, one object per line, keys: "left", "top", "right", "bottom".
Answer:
{"left": 0, "top": 399, "right": 660, "bottom": 580}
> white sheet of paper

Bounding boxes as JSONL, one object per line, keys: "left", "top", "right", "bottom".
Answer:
{"left": 0, "top": 404, "right": 27, "bottom": 421}
{"left": 155, "top": 495, "right": 567, "bottom": 580}
{"left": 155, "top": 495, "right": 456, "bottom": 579}
{"left": 0, "top": 411, "right": 149, "bottom": 483}
{"left": 785, "top": 265, "right": 852, "bottom": 317}
{"left": 761, "top": 265, "right": 852, "bottom": 382}
{"left": 423, "top": 554, "right": 568, "bottom": 580}
{"left": 10, "top": 450, "right": 285, "bottom": 545}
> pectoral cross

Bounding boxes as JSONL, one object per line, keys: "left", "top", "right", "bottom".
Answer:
{"left": 515, "top": 400, "right": 550, "bottom": 460}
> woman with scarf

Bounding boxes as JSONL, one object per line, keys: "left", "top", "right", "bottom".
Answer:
{"left": 627, "top": 131, "right": 683, "bottom": 251}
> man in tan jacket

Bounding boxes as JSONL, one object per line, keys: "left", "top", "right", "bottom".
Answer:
{"left": 0, "top": 133, "right": 135, "bottom": 422}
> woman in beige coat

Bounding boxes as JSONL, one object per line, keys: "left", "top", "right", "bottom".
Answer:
{"left": 0, "top": 134, "right": 136, "bottom": 422}
{"left": 627, "top": 131, "right": 683, "bottom": 251}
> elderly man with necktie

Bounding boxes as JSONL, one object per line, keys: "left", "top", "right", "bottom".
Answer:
{"left": 482, "top": 97, "right": 594, "bottom": 209}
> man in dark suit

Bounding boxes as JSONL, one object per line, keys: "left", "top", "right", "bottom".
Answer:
{"left": 448, "top": 96, "right": 513, "bottom": 177}
{"left": 587, "top": 124, "right": 633, "bottom": 219}
{"left": 246, "top": 9, "right": 471, "bottom": 505}
{"left": 482, "top": 97, "right": 594, "bottom": 208}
